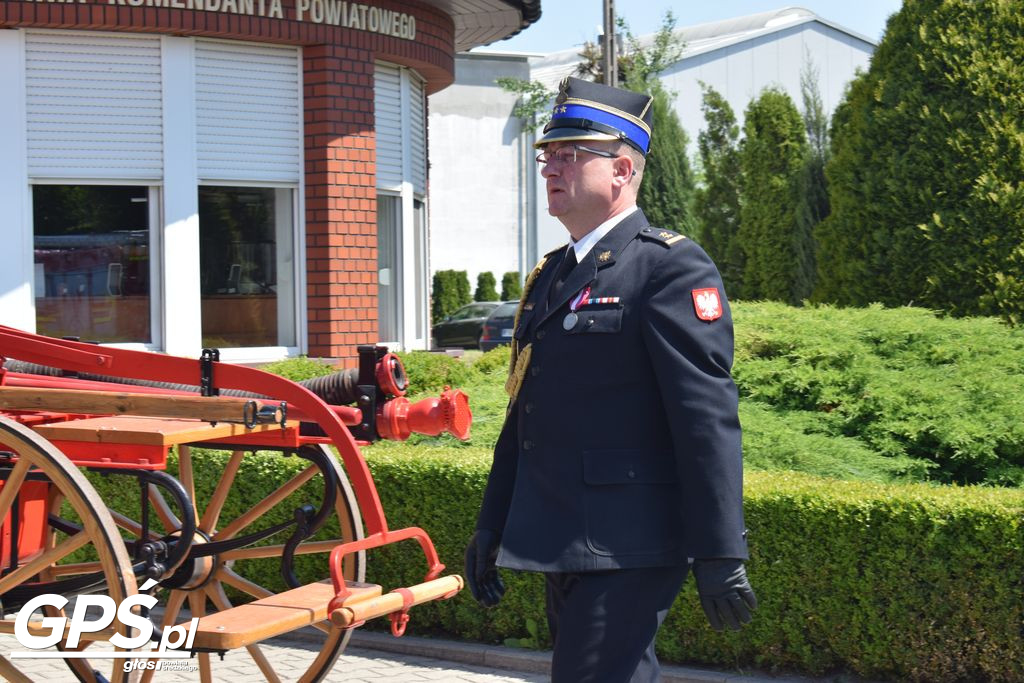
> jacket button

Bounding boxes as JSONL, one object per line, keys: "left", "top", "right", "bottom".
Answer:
{"left": 586, "top": 317, "right": 595, "bottom": 326}
{"left": 523, "top": 440, "right": 534, "bottom": 451}
{"left": 530, "top": 366, "right": 541, "bottom": 377}
{"left": 627, "top": 469, "right": 636, "bottom": 479}
{"left": 524, "top": 402, "right": 534, "bottom": 414}
{"left": 536, "top": 329, "right": 546, "bottom": 339}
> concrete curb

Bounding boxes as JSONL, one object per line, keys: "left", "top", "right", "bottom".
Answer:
{"left": 346, "top": 631, "right": 831, "bottom": 683}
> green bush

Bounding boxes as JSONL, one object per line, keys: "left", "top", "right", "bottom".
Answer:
{"left": 359, "top": 449, "right": 1024, "bottom": 682}
{"left": 474, "top": 272, "right": 499, "bottom": 302}
{"left": 733, "top": 302, "right": 1024, "bottom": 486}
{"left": 402, "top": 303, "right": 1024, "bottom": 487}
{"left": 431, "top": 270, "right": 471, "bottom": 324}
{"left": 500, "top": 271, "right": 522, "bottom": 301}
{"left": 259, "top": 356, "right": 336, "bottom": 381}
{"left": 394, "top": 350, "right": 473, "bottom": 397}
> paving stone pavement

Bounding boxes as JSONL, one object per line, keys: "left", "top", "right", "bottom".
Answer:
{"left": 1, "top": 632, "right": 548, "bottom": 682}
{"left": 2, "top": 629, "right": 861, "bottom": 682}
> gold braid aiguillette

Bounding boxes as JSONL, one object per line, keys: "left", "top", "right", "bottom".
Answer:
{"left": 506, "top": 254, "right": 550, "bottom": 401}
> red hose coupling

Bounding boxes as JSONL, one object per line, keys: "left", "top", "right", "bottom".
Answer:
{"left": 377, "top": 387, "right": 471, "bottom": 441}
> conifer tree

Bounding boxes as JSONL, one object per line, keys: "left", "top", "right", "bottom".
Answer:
{"left": 474, "top": 271, "right": 499, "bottom": 301}
{"left": 815, "top": 0, "right": 1024, "bottom": 323}
{"left": 738, "top": 88, "right": 810, "bottom": 303}
{"left": 694, "top": 84, "right": 743, "bottom": 297}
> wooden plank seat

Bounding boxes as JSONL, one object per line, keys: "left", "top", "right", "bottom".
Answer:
{"left": 29, "top": 416, "right": 296, "bottom": 469}
{"left": 182, "top": 580, "right": 382, "bottom": 650}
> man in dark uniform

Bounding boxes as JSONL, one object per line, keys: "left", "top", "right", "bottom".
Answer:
{"left": 465, "top": 77, "right": 757, "bottom": 682}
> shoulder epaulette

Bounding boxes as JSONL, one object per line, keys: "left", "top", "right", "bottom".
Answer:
{"left": 639, "top": 227, "right": 687, "bottom": 247}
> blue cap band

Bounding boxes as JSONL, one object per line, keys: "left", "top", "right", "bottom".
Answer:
{"left": 554, "top": 103, "right": 651, "bottom": 154}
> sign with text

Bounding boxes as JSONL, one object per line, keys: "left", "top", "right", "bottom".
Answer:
{"left": 20, "top": 0, "right": 418, "bottom": 39}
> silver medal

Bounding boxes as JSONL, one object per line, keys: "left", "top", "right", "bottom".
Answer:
{"left": 562, "top": 312, "right": 578, "bottom": 330}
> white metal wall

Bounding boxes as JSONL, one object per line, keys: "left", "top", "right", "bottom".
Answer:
{"left": 25, "top": 30, "right": 163, "bottom": 180}
{"left": 195, "top": 39, "right": 302, "bottom": 183}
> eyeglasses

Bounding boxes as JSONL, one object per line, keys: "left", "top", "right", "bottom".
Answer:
{"left": 535, "top": 144, "right": 620, "bottom": 166}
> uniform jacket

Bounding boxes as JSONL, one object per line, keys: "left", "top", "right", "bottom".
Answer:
{"left": 476, "top": 209, "right": 748, "bottom": 572}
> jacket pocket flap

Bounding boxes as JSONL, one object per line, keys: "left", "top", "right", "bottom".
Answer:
{"left": 569, "top": 307, "right": 622, "bottom": 334}
{"left": 583, "top": 450, "right": 677, "bottom": 485}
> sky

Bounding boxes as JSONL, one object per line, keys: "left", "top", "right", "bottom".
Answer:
{"left": 487, "top": 1, "right": 905, "bottom": 54}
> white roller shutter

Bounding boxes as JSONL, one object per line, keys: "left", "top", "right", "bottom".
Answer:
{"left": 375, "top": 63, "right": 427, "bottom": 193}
{"left": 195, "top": 40, "right": 301, "bottom": 183}
{"left": 375, "top": 63, "right": 403, "bottom": 190}
{"left": 25, "top": 30, "right": 163, "bottom": 180}
{"left": 409, "top": 74, "right": 426, "bottom": 195}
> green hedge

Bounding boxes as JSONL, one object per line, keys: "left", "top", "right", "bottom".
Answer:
{"left": 138, "top": 445, "right": 1024, "bottom": 681}
{"left": 358, "top": 447, "right": 1024, "bottom": 682}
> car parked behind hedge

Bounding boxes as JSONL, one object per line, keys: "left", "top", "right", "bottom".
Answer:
{"left": 479, "top": 301, "right": 518, "bottom": 351}
{"left": 431, "top": 301, "right": 502, "bottom": 349}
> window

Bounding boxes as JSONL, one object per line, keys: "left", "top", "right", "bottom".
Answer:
{"left": 377, "top": 194, "right": 402, "bottom": 343}
{"left": 32, "top": 185, "right": 153, "bottom": 343}
{"left": 198, "top": 186, "right": 296, "bottom": 348}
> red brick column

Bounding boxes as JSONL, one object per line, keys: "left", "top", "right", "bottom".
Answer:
{"left": 304, "top": 44, "right": 377, "bottom": 364}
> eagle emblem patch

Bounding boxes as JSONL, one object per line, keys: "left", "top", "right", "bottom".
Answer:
{"left": 691, "top": 288, "right": 722, "bottom": 321}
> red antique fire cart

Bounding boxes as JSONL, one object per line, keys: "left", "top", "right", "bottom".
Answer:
{"left": 0, "top": 324, "right": 470, "bottom": 682}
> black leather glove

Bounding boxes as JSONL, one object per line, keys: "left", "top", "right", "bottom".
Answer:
{"left": 464, "top": 529, "right": 505, "bottom": 608}
{"left": 693, "top": 558, "right": 757, "bottom": 631}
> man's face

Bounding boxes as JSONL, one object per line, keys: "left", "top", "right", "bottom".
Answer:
{"left": 539, "top": 140, "right": 622, "bottom": 226}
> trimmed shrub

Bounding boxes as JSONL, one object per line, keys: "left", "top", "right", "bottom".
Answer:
{"left": 359, "top": 449, "right": 1024, "bottom": 682}
{"left": 739, "top": 88, "right": 812, "bottom": 303}
{"left": 474, "top": 272, "right": 499, "bottom": 302}
{"left": 92, "top": 444, "right": 1022, "bottom": 681}
{"left": 500, "top": 271, "right": 522, "bottom": 301}
{"left": 431, "top": 270, "right": 471, "bottom": 324}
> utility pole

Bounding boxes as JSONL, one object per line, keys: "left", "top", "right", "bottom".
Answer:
{"left": 602, "top": 0, "right": 617, "bottom": 87}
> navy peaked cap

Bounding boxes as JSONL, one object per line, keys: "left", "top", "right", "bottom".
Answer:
{"left": 535, "top": 77, "right": 654, "bottom": 155}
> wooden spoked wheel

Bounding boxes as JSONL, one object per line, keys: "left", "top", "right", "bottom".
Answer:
{"left": 0, "top": 416, "right": 138, "bottom": 683}
{"left": 111, "top": 442, "right": 366, "bottom": 683}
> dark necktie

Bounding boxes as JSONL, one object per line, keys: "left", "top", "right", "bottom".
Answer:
{"left": 549, "top": 247, "right": 577, "bottom": 306}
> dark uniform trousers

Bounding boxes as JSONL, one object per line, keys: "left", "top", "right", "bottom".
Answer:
{"left": 545, "top": 565, "right": 689, "bottom": 682}
{"left": 477, "top": 209, "right": 747, "bottom": 682}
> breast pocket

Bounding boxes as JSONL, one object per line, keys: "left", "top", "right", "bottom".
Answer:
{"left": 565, "top": 306, "right": 622, "bottom": 335}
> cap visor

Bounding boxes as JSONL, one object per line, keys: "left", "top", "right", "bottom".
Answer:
{"left": 534, "top": 128, "right": 619, "bottom": 149}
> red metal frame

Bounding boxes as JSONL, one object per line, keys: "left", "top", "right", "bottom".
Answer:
{"left": 0, "top": 324, "right": 443, "bottom": 582}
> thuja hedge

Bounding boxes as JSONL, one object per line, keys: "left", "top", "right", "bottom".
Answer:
{"left": 359, "top": 446, "right": 1024, "bottom": 682}
{"left": 124, "top": 446, "right": 1024, "bottom": 681}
